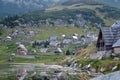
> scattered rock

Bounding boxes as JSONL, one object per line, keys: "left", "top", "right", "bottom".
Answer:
{"left": 56, "top": 72, "right": 69, "bottom": 80}
{"left": 5, "top": 36, "right": 12, "bottom": 41}
{"left": 90, "top": 68, "right": 96, "bottom": 73}
{"left": 113, "top": 57, "right": 120, "bottom": 61}
{"left": 40, "top": 72, "right": 48, "bottom": 77}
{"left": 112, "top": 66, "right": 117, "bottom": 71}
{"left": 40, "top": 72, "right": 49, "bottom": 80}
{"left": 11, "top": 53, "right": 15, "bottom": 56}
{"left": 85, "top": 63, "right": 92, "bottom": 70}
{"left": 91, "top": 71, "right": 120, "bottom": 80}
{"left": 87, "top": 70, "right": 91, "bottom": 75}
{"left": 78, "top": 64, "right": 82, "bottom": 69}
{"left": 40, "top": 48, "right": 48, "bottom": 53}
{"left": 70, "top": 59, "right": 79, "bottom": 68}
{"left": 100, "top": 67, "right": 106, "bottom": 73}
{"left": 102, "top": 50, "right": 112, "bottom": 59}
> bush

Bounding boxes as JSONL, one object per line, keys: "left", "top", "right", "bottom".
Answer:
{"left": 66, "top": 50, "right": 71, "bottom": 55}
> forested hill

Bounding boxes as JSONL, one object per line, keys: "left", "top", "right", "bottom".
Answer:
{"left": 0, "top": 0, "right": 66, "bottom": 18}
{"left": 0, "top": 0, "right": 120, "bottom": 18}
{"left": 0, "top": 0, "right": 120, "bottom": 28}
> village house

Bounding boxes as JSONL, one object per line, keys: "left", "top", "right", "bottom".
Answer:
{"left": 5, "top": 36, "right": 12, "bottom": 41}
{"left": 49, "top": 36, "right": 57, "bottom": 41}
{"left": 49, "top": 41, "right": 60, "bottom": 48}
{"left": 96, "top": 21, "right": 120, "bottom": 54}
{"left": 34, "top": 40, "right": 46, "bottom": 47}
{"left": 54, "top": 48, "right": 63, "bottom": 55}
{"left": 40, "top": 48, "right": 48, "bottom": 53}
{"left": 62, "top": 39, "right": 72, "bottom": 48}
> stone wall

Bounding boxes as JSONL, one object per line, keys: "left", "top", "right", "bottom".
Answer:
{"left": 114, "top": 47, "right": 120, "bottom": 54}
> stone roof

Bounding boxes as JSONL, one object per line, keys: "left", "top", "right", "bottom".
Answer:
{"left": 100, "top": 27, "right": 120, "bottom": 46}
{"left": 112, "top": 39, "right": 120, "bottom": 47}
{"left": 112, "top": 20, "right": 120, "bottom": 28}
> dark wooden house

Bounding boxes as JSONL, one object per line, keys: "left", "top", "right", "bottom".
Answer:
{"left": 96, "top": 27, "right": 120, "bottom": 52}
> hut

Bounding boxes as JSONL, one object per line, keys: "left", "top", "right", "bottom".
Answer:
{"left": 96, "top": 25, "right": 120, "bottom": 53}
{"left": 54, "top": 48, "right": 63, "bottom": 55}
{"left": 5, "top": 36, "right": 12, "bottom": 41}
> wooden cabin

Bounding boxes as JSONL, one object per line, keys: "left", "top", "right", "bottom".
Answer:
{"left": 96, "top": 27, "right": 120, "bottom": 53}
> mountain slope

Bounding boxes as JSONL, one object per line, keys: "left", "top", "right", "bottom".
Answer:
{"left": 0, "top": 0, "right": 120, "bottom": 28}
{"left": 62, "top": 0, "right": 98, "bottom": 5}
{"left": 62, "top": 0, "right": 120, "bottom": 9}
{"left": 0, "top": 0, "right": 120, "bottom": 18}
{"left": 98, "top": 0, "right": 120, "bottom": 9}
{"left": 0, "top": 0, "right": 66, "bottom": 18}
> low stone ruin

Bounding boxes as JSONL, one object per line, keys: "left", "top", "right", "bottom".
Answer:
{"left": 17, "top": 44, "right": 28, "bottom": 55}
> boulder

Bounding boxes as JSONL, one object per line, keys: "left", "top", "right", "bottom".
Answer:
{"left": 40, "top": 72, "right": 48, "bottom": 77}
{"left": 113, "top": 57, "right": 120, "bottom": 61}
{"left": 100, "top": 67, "right": 106, "bottom": 73}
{"left": 56, "top": 72, "right": 69, "bottom": 80}
{"left": 40, "top": 72, "right": 49, "bottom": 80}
{"left": 5, "top": 36, "right": 12, "bottom": 41}
{"left": 19, "top": 51, "right": 27, "bottom": 55}
{"left": 112, "top": 66, "right": 117, "bottom": 71}
{"left": 17, "top": 44, "right": 28, "bottom": 55}
{"left": 90, "top": 68, "right": 97, "bottom": 73}
{"left": 91, "top": 71, "right": 120, "bottom": 80}
{"left": 102, "top": 50, "right": 112, "bottom": 59}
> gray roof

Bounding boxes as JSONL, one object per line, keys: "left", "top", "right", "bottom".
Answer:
{"left": 113, "top": 28, "right": 120, "bottom": 43}
{"left": 100, "top": 27, "right": 120, "bottom": 46}
{"left": 112, "top": 39, "right": 120, "bottom": 47}
{"left": 112, "top": 20, "right": 120, "bottom": 28}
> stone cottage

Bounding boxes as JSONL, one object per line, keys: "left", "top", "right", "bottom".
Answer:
{"left": 96, "top": 23, "right": 120, "bottom": 54}
{"left": 112, "top": 39, "right": 120, "bottom": 54}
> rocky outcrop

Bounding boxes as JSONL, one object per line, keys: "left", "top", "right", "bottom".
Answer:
{"left": 91, "top": 71, "right": 120, "bottom": 80}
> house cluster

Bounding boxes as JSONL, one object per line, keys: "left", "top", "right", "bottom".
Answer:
{"left": 4, "top": 29, "right": 36, "bottom": 42}
{"left": 2, "top": 27, "right": 98, "bottom": 56}
{"left": 96, "top": 20, "right": 120, "bottom": 56}
{"left": 33, "top": 32, "right": 97, "bottom": 55}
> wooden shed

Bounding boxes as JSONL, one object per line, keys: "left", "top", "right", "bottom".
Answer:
{"left": 96, "top": 27, "right": 120, "bottom": 52}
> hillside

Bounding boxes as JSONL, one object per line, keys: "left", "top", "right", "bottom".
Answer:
{"left": 1, "top": 1, "right": 120, "bottom": 80}
{"left": 0, "top": 0, "right": 120, "bottom": 18}
{"left": 62, "top": 0, "right": 99, "bottom": 5}
{"left": 0, "top": 1, "right": 120, "bottom": 29}
{"left": 0, "top": 0, "right": 66, "bottom": 18}
{"left": 62, "top": 0, "right": 120, "bottom": 9}
{"left": 98, "top": 0, "right": 120, "bottom": 9}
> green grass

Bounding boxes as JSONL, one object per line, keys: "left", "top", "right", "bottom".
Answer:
{"left": 3, "top": 26, "right": 119, "bottom": 75}
{"left": 46, "top": 4, "right": 103, "bottom": 12}
{"left": 35, "top": 26, "right": 85, "bottom": 40}
{"left": 73, "top": 57, "right": 120, "bottom": 74}
{"left": 0, "top": 26, "right": 85, "bottom": 63}
{"left": 13, "top": 54, "right": 66, "bottom": 63}
{"left": 104, "top": 18, "right": 115, "bottom": 26}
